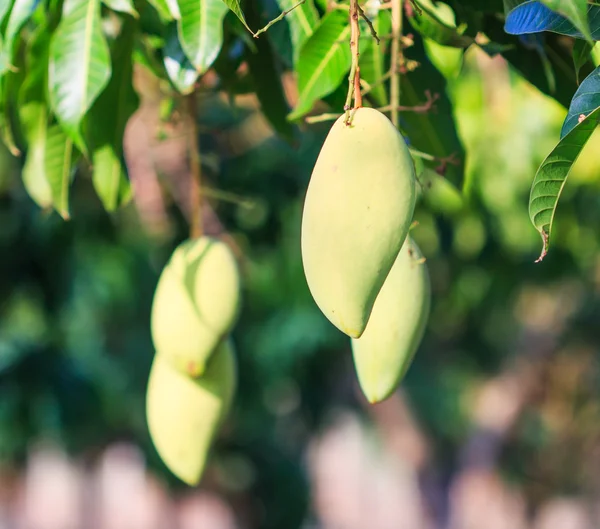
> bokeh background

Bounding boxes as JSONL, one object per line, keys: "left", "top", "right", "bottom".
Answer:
{"left": 1, "top": 42, "right": 600, "bottom": 529}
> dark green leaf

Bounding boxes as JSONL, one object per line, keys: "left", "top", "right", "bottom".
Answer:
{"left": 561, "top": 64, "right": 600, "bottom": 136}
{"left": 48, "top": 0, "right": 112, "bottom": 152}
{"left": 177, "top": 0, "right": 230, "bottom": 74}
{"left": 288, "top": 10, "right": 351, "bottom": 120}
{"left": 540, "top": 0, "right": 593, "bottom": 42}
{"left": 573, "top": 39, "right": 593, "bottom": 84}
{"left": 529, "top": 106, "right": 600, "bottom": 261}
{"left": 84, "top": 18, "right": 138, "bottom": 211}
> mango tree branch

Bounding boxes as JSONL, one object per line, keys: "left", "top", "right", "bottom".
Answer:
{"left": 344, "top": 0, "right": 362, "bottom": 124}
{"left": 356, "top": 3, "right": 380, "bottom": 44}
{"left": 390, "top": 0, "right": 402, "bottom": 127}
{"left": 187, "top": 92, "right": 203, "bottom": 239}
{"left": 252, "top": 0, "right": 306, "bottom": 38}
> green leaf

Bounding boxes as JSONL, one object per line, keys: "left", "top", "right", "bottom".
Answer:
{"left": 529, "top": 106, "right": 600, "bottom": 262}
{"left": 288, "top": 10, "right": 351, "bottom": 120}
{"left": 49, "top": 0, "right": 112, "bottom": 152}
{"left": 19, "top": 23, "right": 53, "bottom": 208}
{"left": 243, "top": 0, "right": 296, "bottom": 141}
{"left": 84, "top": 18, "right": 138, "bottom": 211}
{"left": 274, "top": 0, "right": 319, "bottom": 64}
{"left": 408, "top": 0, "right": 473, "bottom": 47}
{"left": 540, "top": 0, "right": 593, "bottom": 43}
{"left": 46, "top": 123, "right": 78, "bottom": 219}
{"left": 0, "top": 1, "right": 11, "bottom": 25}
{"left": 360, "top": 10, "right": 390, "bottom": 106}
{"left": 561, "top": 64, "right": 600, "bottom": 136}
{"left": 0, "top": 0, "right": 39, "bottom": 76}
{"left": 147, "top": 0, "right": 180, "bottom": 20}
{"left": 102, "top": 0, "right": 139, "bottom": 17}
{"left": 220, "top": 0, "right": 253, "bottom": 33}
{"left": 163, "top": 23, "right": 199, "bottom": 93}
{"left": 573, "top": 39, "right": 593, "bottom": 84}
{"left": 177, "top": 0, "right": 230, "bottom": 74}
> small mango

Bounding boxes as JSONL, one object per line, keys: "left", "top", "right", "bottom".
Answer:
{"left": 301, "top": 108, "right": 416, "bottom": 338}
{"left": 146, "top": 338, "right": 237, "bottom": 486}
{"left": 151, "top": 236, "right": 241, "bottom": 377}
{"left": 351, "top": 237, "right": 430, "bottom": 404}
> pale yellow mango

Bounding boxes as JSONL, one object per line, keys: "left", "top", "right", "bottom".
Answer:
{"left": 301, "top": 107, "right": 416, "bottom": 338}
{"left": 351, "top": 237, "right": 430, "bottom": 403}
{"left": 146, "top": 339, "right": 237, "bottom": 486}
{"left": 151, "top": 236, "right": 241, "bottom": 377}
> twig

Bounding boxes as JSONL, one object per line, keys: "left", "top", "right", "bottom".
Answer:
{"left": 378, "top": 90, "right": 439, "bottom": 113}
{"left": 390, "top": 0, "right": 402, "bottom": 127}
{"left": 344, "top": 0, "right": 363, "bottom": 124}
{"left": 405, "top": 0, "right": 421, "bottom": 16}
{"left": 252, "top": 0, "right": 306, "bottom": 38}
{"left": 356, "top": 3, "right": 380, "bottom": 44}
{"left": 187, "top": 93, "right": 203, "bottom": 239}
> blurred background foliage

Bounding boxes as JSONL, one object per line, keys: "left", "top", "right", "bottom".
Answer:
{"left": 2, "top": 26, "right": 600, "bottom": 528}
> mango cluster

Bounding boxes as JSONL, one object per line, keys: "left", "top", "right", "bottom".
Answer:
{"left": 146, "top": 236, "right": 241, "bottom": 485}
{"left": 301, "top": 107, "right": 431, "bottom": 403}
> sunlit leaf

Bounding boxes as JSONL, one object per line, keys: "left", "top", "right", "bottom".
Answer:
{"left": 163, "top": 23, "right": 199, "bottom": 93}
{"left": 409, "top": 0, "right": 472, "bottom": 47}
{"left": 49, "top": 0, "right": 112, "bottom": 152}
{"left": 360, "top": 10, "right": 390, "bottom": 106}
{"left": 177, "top": 0, "right": 230, "bottom": 74}
{"left": 529, "top": 106, "right": 600, "bottom": 262}
{"left": 220, "top": 0, "right": 253, "bottom": 33}
{"left": 147, "top": 0, "right": 180, "bottom": 20}
{"left": 288, "top": 10, "right": 351, "bottom": 120}
{"left": 0, "top": 0, "right": 40, "bottom": 76}
{"left": 102, "top": 0, "right": 139, "bottom": 17}
{"left": 540, "top": 0, "right": 592, "bottom": 42}
{"left": 84, "top": 18, "right": 138, "bottom": 211}
{"left": 275, "top": 0, "right": 319, "bottom": 64}
{"left": 45, "top": 123, "right": 78, "bottom": 219}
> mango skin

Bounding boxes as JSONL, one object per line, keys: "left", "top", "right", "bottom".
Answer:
{"left": 301, "top": 107, "right": 416, "bottom": 338}
{"left": 151, "top": 236, "right": 241, "bottom": 377}
{"left": 351, "top": 237, "right": 430, "bottom": 404}
{"left": 146, "top": 339, "right": 237, "bottom": 486}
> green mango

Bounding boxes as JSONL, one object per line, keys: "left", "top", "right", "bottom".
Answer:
{"left": 301, "top": 107, "right": 417, "bottom": 338}
{"left": 351, "top": 237, "right": 430, "bottom": 403}
{"left": 151, "top": 236, "right": 241, "bottom": 377}
{"left": 146, "top": 338, "right": 237, "bottom": 486}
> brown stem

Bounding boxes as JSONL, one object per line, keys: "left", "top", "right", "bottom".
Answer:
{"left": 187, "top": 92, "right": 203, "bottom": 239}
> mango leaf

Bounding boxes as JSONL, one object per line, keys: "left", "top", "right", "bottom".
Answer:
{"left": 45, "top": 123, "right": 78, "bottom": 219}
{"left": 177, "top": 0, "right": 230, "bottom": 74}
{"left": 573, "top": 39, "right": 594, "bottom": 83}
{"left": 220, "top": 0, "right": 252, "bottom": 33}
{"left": 0, "top": 0, "right": 40, "bottom": 76}
{"left": 244, "top": 0, "right": 296, "bottom": 141}
{"left": 19, "top": 23, "right": 53, "bottom": 209}
{"left": 288, "top": 10, "right": 351, "bottom": 120}
{"left": 102, "top": 0, "right": 139, "bottom": 17}
{"left": 0, "top": 1, "right": 11, "bottom": 25}
{"left": 163, "top": 23, "right": 199, "bottom": 93}
{"left": 360, "top": 10, "right": 390, "bottom": 106}
{"left": 504, "top": 1, "right": 600, "bottom": 40}
{"left": 84, "top": 19, "right": 138, "bottom": 211}
{"left": 541, "top": 0, "right": 592, "bottom": 42}
{"left": 274, "top": 0, "right": 319, "bottom": 64}
{"left": 408, "top": 0, "right": 473, "bottom": 47}
{"left": 561, "top": 64, "right": 600, "bottom": 136}
{"left": 49, "top": 0, "right": 112, "bottom": 152}
{"left": 400, "top": 33, "right": 465, "bottom": 186}
{"left": 147, "top": 0, "right": 180, "bottom": 20}
{"left": 529, "top": 106, "right": 600, "bottom": 262}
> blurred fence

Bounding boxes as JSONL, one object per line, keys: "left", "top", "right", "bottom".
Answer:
{"left": 0, "top": 405, "right": 597, "bottom": 529}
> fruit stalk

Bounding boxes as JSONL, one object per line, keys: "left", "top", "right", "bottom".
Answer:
{"left": 344, "top": 0, "right": 362, "bottom": 124}
{"left": 187, "top": 92, "right": 203, "bottom": 239}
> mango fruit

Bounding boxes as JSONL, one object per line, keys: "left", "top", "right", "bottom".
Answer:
{"left": 146, "top": 338, "right": 237, "bottom": 486}
{"left": 351, "top": 237, "right": 430, "bottom": 403}
{"left": 151, "top": 236, "right": 241, "bottom": 377}
{"left": 301, "top": 107, "right": 416, "bottom": 338}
